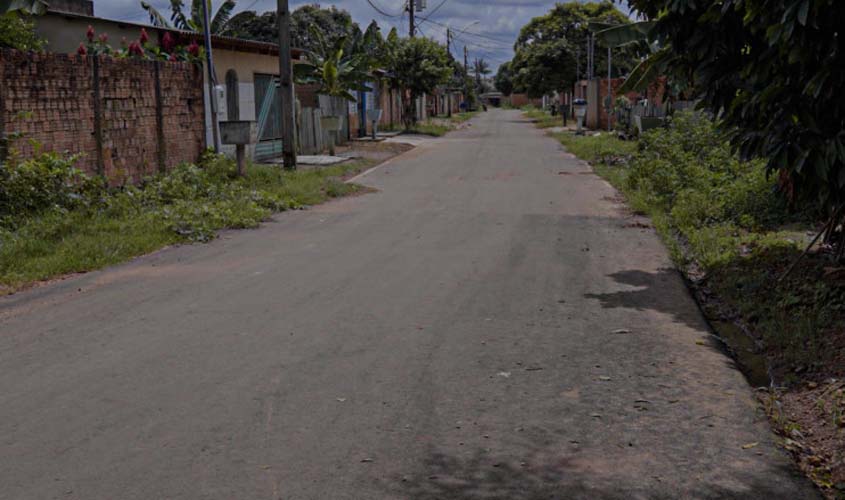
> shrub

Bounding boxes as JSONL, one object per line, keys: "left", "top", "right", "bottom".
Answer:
{"left": 627, "top": 112, "right": 789, "bottom": 233}
{"left": 0, "top": 151, "right": 105, "bottom": 228}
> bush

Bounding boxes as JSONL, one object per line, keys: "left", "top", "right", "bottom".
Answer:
{"left": 627, "top": 112, "right": 789, "bottom": 233}
{"left": 0, "top": 151, "right": 106, "bottom": 228}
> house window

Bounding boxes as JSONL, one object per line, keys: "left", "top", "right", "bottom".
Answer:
{"left": 225, "top": 70, "right": 239, "bottom": 120}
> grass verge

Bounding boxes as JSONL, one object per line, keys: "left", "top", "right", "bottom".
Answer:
{"left": 404, "top": 112, "right": 479, "bottom": 137}
{"left": 0, "top": 156, "right": 376, "bottom": 294}
{"left": 523, "top": 106, "right": 564, "bottom": 129}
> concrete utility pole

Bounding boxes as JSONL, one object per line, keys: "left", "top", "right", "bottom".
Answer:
{"left": 277, "top": 0, "right": 297, "bottom": 170}
{"left": 409, "top": 0, "right": 415, "bottom": 38}
{"left": 200, "top": 0, "right": 220, "bottom": 153}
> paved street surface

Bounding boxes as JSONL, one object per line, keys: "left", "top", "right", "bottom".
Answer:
{"left": 0, "top": 110, "right": 818, "bottom": 499}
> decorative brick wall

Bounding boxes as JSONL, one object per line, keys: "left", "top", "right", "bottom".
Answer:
{"left": 0, "top": 49, "right": 205, "bottom": 184}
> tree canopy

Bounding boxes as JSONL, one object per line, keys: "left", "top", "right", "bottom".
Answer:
{"left": 223, "top": 5, "right": 363, "bottom": 54}
{"left": 626, "top": 0, "right": 845, "bottom": 216}
{"left": 494, "top": 61, "right": 514, "bottom": 96}
{"left": 509, "top": 1, "right": 637, "bottom": 97}
{"left": 383, "top": 36, "right": 452, "bottom": 126}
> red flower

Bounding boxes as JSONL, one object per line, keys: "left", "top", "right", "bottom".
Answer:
{"left": 139, "top": 28, "right": 149, "bottom": 45}
{"left": 169, "top": 53, "right": 178, "bottom": 62}
{"left": 187, "top": 40, "right": 200, "bottom": 57}
{"left": 162, "top": 32, "right": 175, "bottom": 53}
{"left": 77, "top": 42, "right": 87, "bottom": 56}
{"left": 86, "top": 25, "right": 95, "bottom": 42}
{"left": 98, "top": 33, "right": 108, "bottom": 43}
{"left": 128, "top": 40, "right": 144, "bottom": 57}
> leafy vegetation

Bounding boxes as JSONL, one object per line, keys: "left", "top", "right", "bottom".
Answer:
{"left": 523, "top": 107, "right": 563, "bottom": 129}
{"left": 223, "top": 5, "right": 361, "bottom": 54}
{"left": 494, "top": 61, "right": 514, "bottom": 96}
{"left": 383, "top": 36, "right": 453, "bottom": 128}
{"left": 508, "top": 1, "right": 639, "bottom": 98}
{"left": 0, "top": 151, "right": 374, "bottom": 292}
{"left": 626, "top": 0, "right": 845, "bottom": 256}
{"left": 0, "top": 10, "right": 45, "bottom": 50}
{"left": 140, "top": 0, "right": 236, "bottom": 34}
{"left": 293, "top": 26, "right": 372, "bottom": 102}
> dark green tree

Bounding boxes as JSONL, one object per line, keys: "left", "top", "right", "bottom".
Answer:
{"left": 626, "top": 0, "right": 845, "bottom": 247}
{"left": 494, "top": 61, "right": 514, "bottom": 96}
{"left": 510, "top": 1, "right": 637, "bottom": 97}
{"left": 472, "top": 58, "right": 491, "bottom": 93}
{"left": 223, "top": 5, "right": 362, "bottom": 54}
{"left": 385, "top": 37, "right": 452, "bottom": 127}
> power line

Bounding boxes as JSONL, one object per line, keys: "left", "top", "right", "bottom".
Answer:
{"left": 365, "top": 0, "right": 404, "bottom": 18}
{"left": 421, "top": 18, "right": 514, "bottom": 45}
{"left": 416, "top": 0, "right": 449, "bottom": 22}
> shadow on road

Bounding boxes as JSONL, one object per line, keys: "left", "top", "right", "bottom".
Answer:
{"left": 584, "top": 268, "right": 704, "bottom": 332}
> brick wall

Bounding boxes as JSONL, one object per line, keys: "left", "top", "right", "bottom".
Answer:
{"left": 0, "top": 49, "right": 205, "bottom": 184}
{"left": 509, "top": 93, "right": 542, "bottom": 108}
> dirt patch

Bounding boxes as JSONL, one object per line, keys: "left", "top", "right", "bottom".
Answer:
{"left": 337, "top": 141, "right": 414, "bottom": 162}
{"left": 762, "top": 380, "right": 845, "bottom": 498}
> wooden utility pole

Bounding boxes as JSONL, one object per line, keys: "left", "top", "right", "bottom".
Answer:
{"left": 200, "top": 0, "right": 220, "bottom": 153}
{"left": 409, "top": 0, "right": 415, "bottom": 37}
{"left": 277, "top": 0, "right": 297, "bottom": 170}
{"left": 446, "top": 29, "right": 452, "bottom": 117}
{"left": 607, "top": 46, "right": 612, "bottom": 131}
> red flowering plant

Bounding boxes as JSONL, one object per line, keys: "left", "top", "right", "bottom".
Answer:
{"left": 78, "top": 25, "right": 113, "bottom": 56}
{"left": 77, "top": 26, "right": 203, "bottom": 63}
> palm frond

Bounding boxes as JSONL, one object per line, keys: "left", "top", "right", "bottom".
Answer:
{"left": 618, "top": 47, "right": 671, "bottom": 93}
{"left": 168, "top": 0, "right": 191, "bottom": 31}
{"left": 210, "top": 0, "right": 236, "bottom": 34}
{"left": 140, "top": 1, "right": 171, "bottom": 28}
{"left": 592, "top": 21, "right": 656, "bottom": 49}
{"left": 190, "top": 0, "right": 204, "bottom": 28}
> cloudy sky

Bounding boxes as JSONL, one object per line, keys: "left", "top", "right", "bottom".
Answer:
{"left": 93, "top": 0, "right": 576, "bottom": 71}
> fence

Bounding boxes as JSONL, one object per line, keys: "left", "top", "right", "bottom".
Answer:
{"left": 615, "top": 100, "right": 697, "bottom": 134}
{"left": 0, "top": 49, "right": 205, "bottom": 183}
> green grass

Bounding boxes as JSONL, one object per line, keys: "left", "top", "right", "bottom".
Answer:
{"left": 0, "top": 158, "right": 375, "bottom": 293}
{"left": 523, "top": 108, "right": 563, "bottom": 129}
{"left": 449, "top": 111, "right": 479, "bottom": 124}
{"left": 553, "top": 132, "right": 637, "bottom": 165}
{"left": 405, "top": 121, "right": 452, "bottom": 137}
{"left": 402, "top": 112, "right": 479, "bottom": 137}
{"left": 553, "top": 124, "right": 838, "bottom": 379}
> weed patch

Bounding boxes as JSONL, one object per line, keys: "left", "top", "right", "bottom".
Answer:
{"left": 0, "top": 152, "right": 375, "bottom": 292}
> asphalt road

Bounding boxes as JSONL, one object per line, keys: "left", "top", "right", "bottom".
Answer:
{"left": 0, "top": 110, "right": 818, "bottom": 499}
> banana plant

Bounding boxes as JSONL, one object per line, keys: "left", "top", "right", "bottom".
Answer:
{"left": 293, "top": 26, "right": 371, "bottom": 102}
{"left": 0, "top": 0, "right": 47, "bottom": 14}
{"left": 589, "top": 20, "right": 673, "bottom": 94}
{"left": 140, "top": 0, "right": 235, "bottom": 34}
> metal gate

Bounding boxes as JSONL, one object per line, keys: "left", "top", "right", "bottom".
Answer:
{"left": 253, "top": 74, "right": 284, "bottom": 161}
